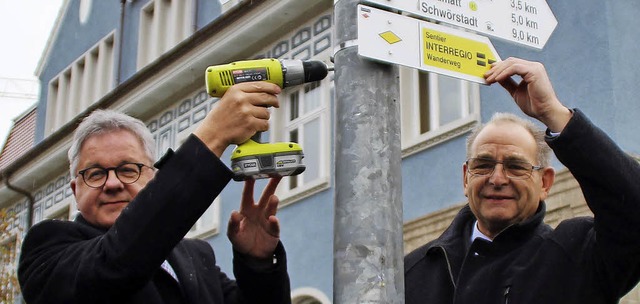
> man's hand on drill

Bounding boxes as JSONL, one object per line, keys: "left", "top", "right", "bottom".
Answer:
{"left": 194, "top": 81, "right": 281, "bottom": 157}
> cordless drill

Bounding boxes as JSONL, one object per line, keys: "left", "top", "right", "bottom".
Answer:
{"left": 205, "top": 58, "right": 330, "bottom": 181}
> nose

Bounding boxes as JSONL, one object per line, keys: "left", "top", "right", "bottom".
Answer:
{"left": 103, "top": 169, "right": 124, "bottom": 189}
{"left": 488, "top": 163, "right": 509, "bottom": 186}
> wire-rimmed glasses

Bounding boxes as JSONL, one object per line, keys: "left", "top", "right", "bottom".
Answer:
{"left": 466, "top": 158, "right": 542, "bottom": 180}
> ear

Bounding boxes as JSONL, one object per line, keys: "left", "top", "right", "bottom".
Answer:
{"left": 462, "top": 162, "right": 469, "bottom": 197}
{"left": 70, "top": 179, "right": 77, "bottom": 197}
{"left": 538, "top": 167, "right": 555, "bottom": 201}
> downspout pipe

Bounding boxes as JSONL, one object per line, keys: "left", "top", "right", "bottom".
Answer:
{"left": 1, "top": 171, "right": 34, "bottom": 230}
{"left": 192, "top": 0, "right": 199, "bottom": 33}
{"left": 116, "top": 0, "right": 126, "bottom": 85}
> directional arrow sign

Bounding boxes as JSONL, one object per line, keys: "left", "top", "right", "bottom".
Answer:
{"left": 363, "top": 0, "right": 557, "bottom": 49}
{"left": 358, "top": 4, "right": 501, "bottom": 84}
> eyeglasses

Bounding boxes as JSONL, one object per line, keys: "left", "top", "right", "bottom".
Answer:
{"left": 77, "top": 162, "right": 151, "bottom": 188}
{"left": 466, "top": 158, "right": 543, "bottom": 180}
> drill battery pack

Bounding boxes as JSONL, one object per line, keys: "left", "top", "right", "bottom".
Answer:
{"left": 230, "top": 140, "right": 306, "bottom": 181}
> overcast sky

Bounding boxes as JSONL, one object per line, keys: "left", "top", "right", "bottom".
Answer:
{"left": 0, "top": 0, "right": 64, "bottom": 149}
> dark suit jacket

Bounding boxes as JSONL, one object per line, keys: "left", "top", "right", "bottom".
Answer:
{"left": 18, "top": 135, "right": 291, "bottom": 304}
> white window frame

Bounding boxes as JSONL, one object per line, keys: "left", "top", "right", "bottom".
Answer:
{"left": 271, "top": 75, "right": 331, "bottom": 206}
{"left": 43, "top": 196, "right": 74, "bottom": 221}
{"left": 399, "top": 67, "right": 480, "bottom": 157}
{"left": 137, "top": 0, "right": 194, "bottom": 70}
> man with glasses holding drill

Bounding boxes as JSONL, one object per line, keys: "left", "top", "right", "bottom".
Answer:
{"left": 18, "top": 82, "right": 292, "bottom": 303}
{"left": 405, "top": 58, "right": 640, "bottom": 304}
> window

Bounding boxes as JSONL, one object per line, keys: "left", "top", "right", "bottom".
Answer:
{"left": 138, "top": 0, "right": 193, "bottom": 69}
{"left": 271, "top": 78, "right": 331, "bottom": 202}
{"left": 399, "top": 67, "right": 480, "bottom": 156}
{"left": 44, "top": 200, "right": 71, "bottom": 221}
{"left": 46, "top": 33, "right": 115, "bottom": 135}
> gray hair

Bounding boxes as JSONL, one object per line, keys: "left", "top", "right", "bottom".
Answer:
{"left": 466, "top": 112, "right": 552, "bottom": 167}
{"left": 68, "top": 109, "right": 156, "bottom": 176}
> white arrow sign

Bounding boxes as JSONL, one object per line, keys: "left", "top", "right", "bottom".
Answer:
{"left": 363, "top": 0, "right": 557, "bottom": 49}
{"left": 358, "top": 5, "right": 501, "bottom": 84}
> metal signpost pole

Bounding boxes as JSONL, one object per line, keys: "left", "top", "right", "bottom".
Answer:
{"left": 333, "top": 0, "right": 404, "bottom": 303}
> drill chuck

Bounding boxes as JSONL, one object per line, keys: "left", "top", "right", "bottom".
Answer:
{"left": 280, "top": 59, "right": 329, "bottom": 87}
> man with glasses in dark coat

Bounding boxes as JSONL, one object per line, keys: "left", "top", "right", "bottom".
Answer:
{"left": 405, "top": 58, "right": 640, "bottom": 304}
{"left": 18, "top": 82, "right": 292, "bottom": 304}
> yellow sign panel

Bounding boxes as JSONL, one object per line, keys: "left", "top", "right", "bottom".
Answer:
{"left": 421, "top": 26, "right": 498, "bottom": 81}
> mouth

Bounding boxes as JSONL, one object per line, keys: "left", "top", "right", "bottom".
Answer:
{"left": 482, "top": 194, "right": 515, "bottom": 202}
{"left": 101, "top": 201, "right": 128, "bottom": 206}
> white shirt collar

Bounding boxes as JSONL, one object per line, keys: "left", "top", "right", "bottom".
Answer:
{"left": 161, "top": 260, "right": 180, "bottom": 283}
{"left": 471, "top": 220, "right": 493, "bottom": 242}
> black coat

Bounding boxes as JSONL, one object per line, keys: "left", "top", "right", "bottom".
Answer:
{"left": 405, "top": 109, "right": 640, "bottom": 304}
{"left": 18, "top": 135, "right": 291, "bottom": 304}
